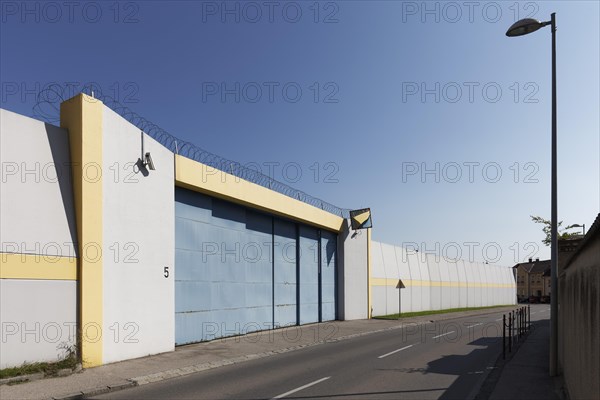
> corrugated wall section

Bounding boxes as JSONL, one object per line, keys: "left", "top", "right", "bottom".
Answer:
{"left": 370, "top": 241, "right": 516, "bottom": 316}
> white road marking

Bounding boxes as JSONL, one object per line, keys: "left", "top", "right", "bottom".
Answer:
{"left": 378, "top": 345, "right": 413, "bottom": 359}
{"left": 466, "top": 323, "right": 483, "bottom": 329}
{"left": 272, "top": 377, "right": 331, "bottom": 399}
{"left": 495, "top": 318, "right": 503, "bottom": 321}
{"left": 432, "top": 331, "right": 456, "bottom": 339}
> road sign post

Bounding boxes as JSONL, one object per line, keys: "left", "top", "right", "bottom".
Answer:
{"left": 396, "top": 279, "right": 405, "bottom": 320}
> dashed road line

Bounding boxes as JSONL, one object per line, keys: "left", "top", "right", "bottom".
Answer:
{"left": 466, "top": 323, "right": 483, "bottom": 329}
{"left": 378, "top": 345, "right": 414, "bottom": 359}
{"left": 272, "top": 376, "right": 331, "bottom": 399}
{"left": 432, "top": 331, "right": 456, "bottom": 339}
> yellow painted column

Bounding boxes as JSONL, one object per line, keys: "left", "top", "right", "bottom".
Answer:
{"left": 367, "top": 228, "right": 372, "bottom": 319}
{"left": 60, "top": 94, "right": 103, "bottom": 367}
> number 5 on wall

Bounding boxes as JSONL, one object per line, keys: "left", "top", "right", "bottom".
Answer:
{"left": 164, "top": 267, "right": 169, "bottom": 278}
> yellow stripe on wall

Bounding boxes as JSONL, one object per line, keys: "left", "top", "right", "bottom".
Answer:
{"left": 61, "top": 93, "right": 104, "bottom": 368}
{"left": 175, "top": 155, "right": 344, "bottom": 232}
{"left": 0, "top": 253, "right": 77, "bottom": 280}
{"left": 371, "top": 277, "right": 515, "bottom": 288}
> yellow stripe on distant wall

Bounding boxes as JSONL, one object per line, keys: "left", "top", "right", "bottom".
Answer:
{"left": 371, "top": 277, "right": 515, "bottom": 288}
{"left": 175, "top": 155, "right": 344, "bottom": 232}
{"left": 61, "top": 93, "right": 104, "bottom": 368}
{"left": 0, "top": 253, "right": 77, "bottom": 280}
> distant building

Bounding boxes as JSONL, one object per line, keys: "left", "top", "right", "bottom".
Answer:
{"left": 513, "top": 234, "right": 585, "bottom": 302}
{"left": 513, "top": 258, "right": 551, "bottom": 301}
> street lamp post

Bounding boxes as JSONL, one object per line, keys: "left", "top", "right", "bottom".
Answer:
{"left": 506, "top": 13, "right": 558, "bottom": 376}
{"left": 571, "top": 223, "right": 586, "bottom": 235}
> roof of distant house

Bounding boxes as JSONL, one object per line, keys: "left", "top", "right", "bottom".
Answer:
{"left": 513, "top": 259, "right": 551, "bottom": 274}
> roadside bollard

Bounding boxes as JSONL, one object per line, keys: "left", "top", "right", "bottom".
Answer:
{"left": 508, "top": 312, "right": 512, "bottom": 353}
{"left": 517, "top": 309, "right": 520, "bottom": 339}
{"left": 503, "top": 314, "right": 506, "bottom": 359}
{"left": 512, "top": 310, "right": 516, "bottom": 343}
{"left": 528, "top": 305, "right": 531, "bottom": 333}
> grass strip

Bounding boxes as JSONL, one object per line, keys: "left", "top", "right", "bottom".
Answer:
{"left": 374, "top": 305, "right": 513, "bottom": 320}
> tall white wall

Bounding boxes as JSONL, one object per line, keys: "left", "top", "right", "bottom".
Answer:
{"left": 337, "top": 221, "right": 369, "bottom": 320}
{"left": 370, "top": 240, "right": 516, "bottom": 316}
{"left": 0, "top": 109, "right": 77, "bottom": 368}
{"left": 396, "top": 246, "right": 413, "bottom": 313}
{"left": 0, "top": 109, "right": 77, "bottom": 257}
{"left": 102, "top": 107, "right": 175, "bottom": 364}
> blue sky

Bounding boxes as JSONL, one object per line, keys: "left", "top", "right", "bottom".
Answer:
{"left": 1, "top": 0, "right": 598, "bottom": 266}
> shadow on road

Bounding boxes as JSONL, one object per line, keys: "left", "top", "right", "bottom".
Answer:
{"left": 271, "top": 387, "right": 448, "bottom": 399}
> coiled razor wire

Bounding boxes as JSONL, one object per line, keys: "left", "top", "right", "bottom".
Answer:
{"left": 33, "top": 85, "right": 350, "bottom": 218}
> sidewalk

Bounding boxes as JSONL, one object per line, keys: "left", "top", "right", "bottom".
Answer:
{"left": 483, "top": 319, "right": 563, "bottom": 400}
{"left": 1, "top": 307, "right": 513, "bottom": 400}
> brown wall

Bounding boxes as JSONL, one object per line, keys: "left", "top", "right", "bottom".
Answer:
{"left": 558, "top": 229, "right": 599, "bottom": 400}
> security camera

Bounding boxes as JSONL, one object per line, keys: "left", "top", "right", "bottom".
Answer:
{"left": 144, "top": 152, "right": 155, "bottom": 170}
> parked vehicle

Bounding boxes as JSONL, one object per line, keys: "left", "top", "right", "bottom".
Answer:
{"left": 540, "top": 295, "right": 550, "bottom": 303}
{"left": 529, "top": 295, "right": 540, "bottom": 303}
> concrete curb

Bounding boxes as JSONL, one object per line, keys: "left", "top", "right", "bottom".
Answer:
{"left": 0, "top": 364, "right": 82, "bottom": 387}
{"left": 0, "top": 372, "right": 45, "bottom": 386}
{"left": 51, "top": 382, "right": 137, "bottom": 400}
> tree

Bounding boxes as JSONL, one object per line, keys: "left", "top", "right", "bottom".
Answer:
{"left": 530, "top": 215, "right": 581, "bottom": 246}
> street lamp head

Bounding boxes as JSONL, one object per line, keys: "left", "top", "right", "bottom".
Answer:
{"left": 506, "top": 18, "right": 550, "bottom": 37}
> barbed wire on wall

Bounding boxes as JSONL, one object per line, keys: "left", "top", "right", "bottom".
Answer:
{"left": 33, "top": 85, "right": 350, "bottom": 219}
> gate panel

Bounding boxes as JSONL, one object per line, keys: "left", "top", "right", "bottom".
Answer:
{"left": 273, "top": 219, "right": 297, "bottom": 327}
{"left": 175, "top": 188, "right": 272, "bottom": 344}
{"left": 321, "top": 230, "right": 337, "bottom": 321}
{"left": 299, "top": 226, "right": 319, "bottom": 324}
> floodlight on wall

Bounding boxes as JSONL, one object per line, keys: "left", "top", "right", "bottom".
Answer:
{"left": 349, "top": 208, "right": 372, "bottom": 230}
{"left": 144, "top": 152, "right": 155, "bottom": 170}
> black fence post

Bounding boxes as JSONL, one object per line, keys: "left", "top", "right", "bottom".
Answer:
{"left": 516, "top": 309, "right": 519, "bottom": 340}
{"left": 519, "top": 307, "right": 523, "bottom": 338}
{"left": 503, "top": 314, "right": 506, "bottom": 359}
{"left": 512, "top": 310, "right": 516, "bottom": 343}
{"left": 528, "top": 305, "right": 531, "bottom": 333}
{"left": 508, "top": 312, "right": 512, "bottom": 353}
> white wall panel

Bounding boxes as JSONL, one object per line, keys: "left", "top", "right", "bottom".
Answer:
{"left": 338, "top": 221, "right": 368, "bottom": 320}
{"left": 102, "top": 107, "right": 175, "bottom": 364}
{"left": 382, "top": 243, "right": 400, "bottom": 315}
{"left": 395, "top": 247, "right": 413, "bottom": 313}
{"left": 0, "top": 280, "right": 76, "bottom": 369}
{"left": 0, "top": 109, "right": 77, "bottom": 257}
{"left": 407, "top": 252, "right": 422, "bottom": 312}
{"left": 427, "top": 256, "right": 442, "bottom": 310}
{"left": 370, "top": 241, "right": 387, "bottom": 316}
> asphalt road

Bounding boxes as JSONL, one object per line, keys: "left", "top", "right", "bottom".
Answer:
{"left": 95, "top": 305, "right": 550, "bottom": 400}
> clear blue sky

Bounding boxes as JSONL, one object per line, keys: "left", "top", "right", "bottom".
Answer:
{"left": 1, "top": 1, "right": 598, "bottom": 266}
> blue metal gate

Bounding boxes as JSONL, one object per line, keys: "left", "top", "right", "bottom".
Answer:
{"left": 175, "top": 187, "right": 337, "bottom": 345}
